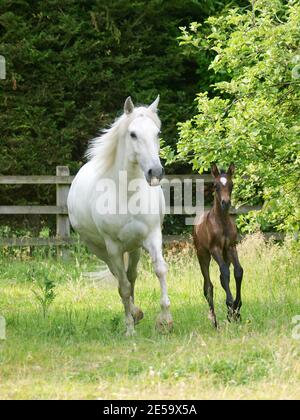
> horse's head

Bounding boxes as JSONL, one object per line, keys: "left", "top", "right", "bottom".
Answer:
{"left": 124, "top": 96, "right": 164, "bottom": 187}
{"left": 211, "top": 163, "right": 235, "bottom": 211}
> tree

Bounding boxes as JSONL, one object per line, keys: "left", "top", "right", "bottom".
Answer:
{"left": 163, "top": 0, "right": 300, "bottom": 233}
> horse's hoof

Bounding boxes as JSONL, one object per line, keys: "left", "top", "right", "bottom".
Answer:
{"left": 208, "top": 311, "right": 218, "bottom": 329}
{"left": 125, "top": 328, "right": 136, "bottom": 337}
{"left": 156, "top": 314, "right": 174, "bottom": 334}
{"left": 233, "top": 312, "right": 241, "bottom": 322}
{"left": 228, "top": 310, "right": 241, "bottom": 323}
{"left": 132, "top": 308, "right": 144, "bottom": 325}
{"left": 227, "top": 307, "right": 235, "bottom": 322}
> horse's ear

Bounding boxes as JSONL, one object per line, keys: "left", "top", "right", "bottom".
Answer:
{"left": 124, "top": 96, "right": 134, "bottom": 114}
{"left": 211, "top": 163, "right": 220, "bottom": 179}
{"left": 227, "top": 163, "right": 235, "bottom": 177}
{"left": 148, "top": 95, "right": 160, "bottom": 113}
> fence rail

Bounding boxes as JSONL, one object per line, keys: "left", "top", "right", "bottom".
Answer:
{"left": 0, "top": 206, "right": 69, "bottom": 215}
{"left": 0, "top": 175, "right": 74, "bottom": 185}
{"left": 0, "top": 173, "right": 213, "bottom": 185}
{"left": 0, "top": 166, "right": 263, "bottom": 255}
{"left": 0, "top": 237, "right": 76, "bottom": 247}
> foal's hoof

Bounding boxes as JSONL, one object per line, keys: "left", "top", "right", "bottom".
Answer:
{"left": 233, "top": 312, "right": 241, "bottom": 322}
{"left": 132, "top": 307, "right": 144, "bottom": 325}
{"left": 208, "top": 312, "right": 218, "bottom": 329}
{"left": 156, "top": 314, "right": 174, "bottom": 334}
{"left": 227, "top": 309, "right": 241, "bottom": 323}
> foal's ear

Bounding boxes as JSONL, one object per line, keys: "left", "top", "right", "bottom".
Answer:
{"left": 227, "top": 163, "right": 235, "bottom": 177}
{"left": 148, "top": 95, "right": 160, "bottom": 113}
{"left": 124, "top": 96, "right": 134, "bottom": 114}
{"left": 211, "top": 163, "right": 220, "bottom": 179}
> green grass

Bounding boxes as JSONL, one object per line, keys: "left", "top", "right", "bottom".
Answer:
{"left": 0, "top": 234, "right": 299, "bottom": 400}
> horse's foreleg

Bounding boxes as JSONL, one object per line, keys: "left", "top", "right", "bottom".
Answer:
{"left": 127, "top": 248, "right": 144, "bottom": 324}
{"left": 143, "top": 231, "right": 173, "bottom": 332}
{"left": 229, "top": 246, "right": 243, "bottom": 320}
{"left": 198, "top": 253, "right": 217, "bottom": 328}
{"left": 105, "top": 240, "right": 135, "bottom": 336}
{"left": 212, "top": 248, "right": 234, "bottom": 320}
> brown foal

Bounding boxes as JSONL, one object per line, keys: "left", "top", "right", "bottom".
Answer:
{"left": 193, "top": 163, "right": 243, "bottom": 328}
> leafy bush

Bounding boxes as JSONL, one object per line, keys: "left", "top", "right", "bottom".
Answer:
{"left": 163, "top": 0, "right": 300, "bottom": 233}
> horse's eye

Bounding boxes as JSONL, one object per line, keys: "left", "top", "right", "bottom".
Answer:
{"left": 130, "top": 132, "right": 137, "bottom": 139}
{"left": 215, "top": 184, "right": 220, "bottom": 191}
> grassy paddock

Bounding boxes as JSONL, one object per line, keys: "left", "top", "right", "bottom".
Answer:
{"left": 0, "top": 233, "right": 299, "bottom": 400}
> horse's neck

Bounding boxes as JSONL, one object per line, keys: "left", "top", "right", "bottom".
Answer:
{"left": 212, "top": 198, "right": 230, "bottom": 223}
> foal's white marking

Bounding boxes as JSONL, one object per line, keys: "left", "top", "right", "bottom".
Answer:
{"left": 220, "top": 177, "right": 227, "bottom": 186}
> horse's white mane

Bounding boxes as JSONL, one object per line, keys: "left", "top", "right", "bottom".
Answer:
{"left": 86, "top": 106, "right": 161, "bottom": 175}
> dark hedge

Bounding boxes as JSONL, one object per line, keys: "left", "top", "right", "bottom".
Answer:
{"left": 0, "top": 0, "right": 238, "bottom": 232}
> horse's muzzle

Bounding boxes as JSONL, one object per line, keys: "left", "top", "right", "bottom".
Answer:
{"left": 221, "top": 200, "right": 231, "bottom": 211}
{"left": 146, "top": 166, "right": 165, "bottom": 187}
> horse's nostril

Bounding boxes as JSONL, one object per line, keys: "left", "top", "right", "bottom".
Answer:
{"left": 147, "top": 166, "right": 164, "bottom": 181}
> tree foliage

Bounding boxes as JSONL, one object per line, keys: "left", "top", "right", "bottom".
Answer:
{"left": 163, "top": 0, "right": 300, "bottom": 233}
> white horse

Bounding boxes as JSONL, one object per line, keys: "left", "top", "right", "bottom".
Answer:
{"left": 68, "top": 96, "right": 173, "bottom": 336}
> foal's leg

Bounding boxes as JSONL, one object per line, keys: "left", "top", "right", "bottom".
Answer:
{"left": 198, "top": 253, "right": 217, "bottom": 328}
{"left": 229, "top": 246, "right": 244, "bottom": 321}
{"left": 211, "top": 248, "right": 234, "bottom": 320}
{"left": 127, "top": 248, "right": 144, "bottom": 324}
{"left": 143, "top": 230, "right": 173, "bottom": 332}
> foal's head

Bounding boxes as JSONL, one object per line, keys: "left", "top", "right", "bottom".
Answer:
{"left": 211, "top": 163, "right": 235, "bottom": 211}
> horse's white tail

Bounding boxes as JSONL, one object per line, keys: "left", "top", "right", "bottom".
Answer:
{"left": 83, "top": 270, "right": 111, "bottom": 280}
{"left": 83, "top": 252, "right": 129, "bottom": 280}
{"left": 123, "top": 252, "right": 129, "bottom": 271}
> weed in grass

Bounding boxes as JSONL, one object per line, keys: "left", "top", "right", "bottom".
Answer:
{"left": 31, "top": 272, "right": 56, "bottom": 319}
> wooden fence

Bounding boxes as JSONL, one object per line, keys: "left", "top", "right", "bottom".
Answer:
{"left": 0, "top": 166, "right": 263, "bottom": 253}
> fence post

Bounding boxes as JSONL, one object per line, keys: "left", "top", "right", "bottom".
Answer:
{"left": 56, "top": 166, "right": 70, "bottom": 258}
